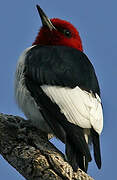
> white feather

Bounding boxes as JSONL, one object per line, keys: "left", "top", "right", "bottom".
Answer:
{"left": 15, "top": 46, "right": 52, "bottom": 133}
{"left": 15, "top": 46, "right": 103, "bottom": 136}
{"left": 41, "top": 85, "right": 103, "bottom": 134}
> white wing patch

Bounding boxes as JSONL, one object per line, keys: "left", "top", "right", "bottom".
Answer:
{"left": 41, "top": 85, "right": 103, "bottom": 134}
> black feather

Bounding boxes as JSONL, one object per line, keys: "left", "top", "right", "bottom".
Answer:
{"left": 25, "top": 45, "right": 100, "bottom": 96}
{"left": 25, "top": 79, "right": 91, "bottom": 171}
{"left": 65, "top": 125, "right": 91, "bottom": 172}
{"left": 66, "top": 141, "right": 88, "bottom": 172}
{"left": 24, "top": 45, "right": 102, "bottom": 171}
{"left": 91, "top": 128, "right": 101, "bottom": 169}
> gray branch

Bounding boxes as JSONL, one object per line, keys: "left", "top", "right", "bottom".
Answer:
{"left": 0, "top": 113, "right": 94, "bottom": 180}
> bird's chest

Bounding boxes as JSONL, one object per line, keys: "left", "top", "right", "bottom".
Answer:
{"left": 15, "top": 59, "right": 51, "bottom": 132}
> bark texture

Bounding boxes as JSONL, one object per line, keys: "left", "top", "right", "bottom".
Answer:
{"left": 0, "top": 113, "right": 94, "bottom": 180}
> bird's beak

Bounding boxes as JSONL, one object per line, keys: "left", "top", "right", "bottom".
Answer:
{"left": 36, "top": 5, "right": 56, "bottom": 31}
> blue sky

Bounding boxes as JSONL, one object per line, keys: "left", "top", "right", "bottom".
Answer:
{"left": 0, "top": 0, "right": 117, "bottom": 179}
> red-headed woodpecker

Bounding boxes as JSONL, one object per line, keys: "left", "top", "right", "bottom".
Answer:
{"left": 15, "top": 5, "right": 103, "bottom": 172}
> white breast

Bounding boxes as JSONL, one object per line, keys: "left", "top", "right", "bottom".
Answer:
{"left": 14, "top": 46, "right": 52, "bottom": 133}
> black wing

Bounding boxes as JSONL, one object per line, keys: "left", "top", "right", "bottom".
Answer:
{"left": 24, "top": 45, "right": 101, "bottom": 171}
{"left": 25, "top": 45, "right": 100, "bottom": 96}
{"left": 25, "top": 78, "right": 92, "bottom": 172}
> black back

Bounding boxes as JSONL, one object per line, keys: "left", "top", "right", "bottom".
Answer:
{"left": 25, "top": 45, "right": 100, "bottom": 96}
{"left": 24, "top": 45, "right": 101, "bottom": 171}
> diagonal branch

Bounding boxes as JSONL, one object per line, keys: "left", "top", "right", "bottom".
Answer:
{"left": 0, "top": 113, "right": 94, "bottom": 180}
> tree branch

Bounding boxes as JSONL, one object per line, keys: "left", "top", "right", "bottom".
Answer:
{"left": 0, "top": 113, "right": 93, "bottom": 180}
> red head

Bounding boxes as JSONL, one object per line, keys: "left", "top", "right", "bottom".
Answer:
{"left": 33, "top": 5, "right": 83, "bottom": 52}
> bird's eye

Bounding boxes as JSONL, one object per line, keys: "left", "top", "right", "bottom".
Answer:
{"left": 63, "top": 29, "right": 72, "bottom": 38}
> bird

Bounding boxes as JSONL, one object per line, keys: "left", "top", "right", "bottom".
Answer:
{"left": 15, "top": 4, "right": 103, "bottom": 172}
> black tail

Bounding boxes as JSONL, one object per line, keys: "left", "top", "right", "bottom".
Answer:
{"left": 65, "top": 124, "right": 92, "bottom": 172}
{"left": 91, "top": 128, "right": 101, "bottom": 169}
{"left": 26, "top": 84, "right": 92, "bottom": 172}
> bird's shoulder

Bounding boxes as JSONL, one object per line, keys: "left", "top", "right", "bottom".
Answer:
{"left": 23, "top": 45, "right": 100, "bottom": 96}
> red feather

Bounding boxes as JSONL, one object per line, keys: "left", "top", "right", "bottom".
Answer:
{"left": 33, "top": 18, "right": 83, "bottom": 52}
